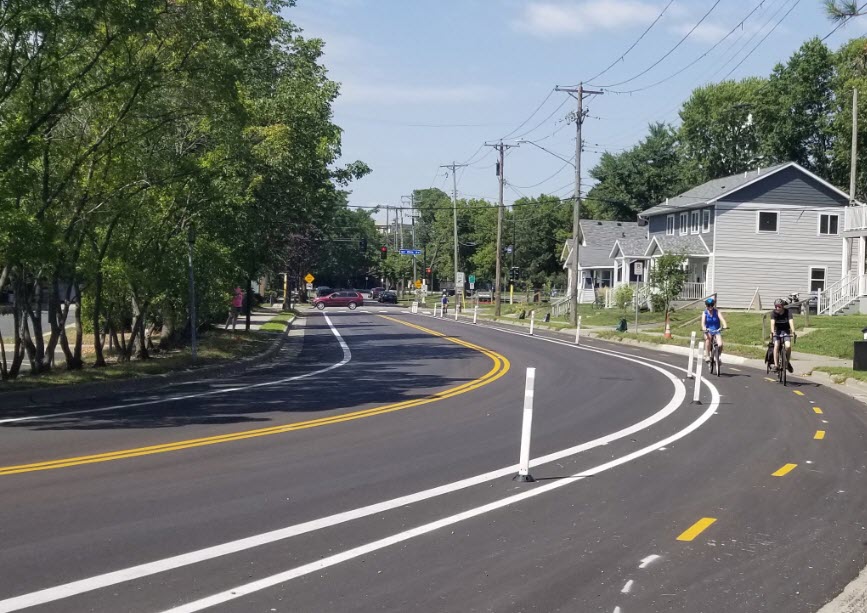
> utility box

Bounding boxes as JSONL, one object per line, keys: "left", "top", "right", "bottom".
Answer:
{"left": 854, "top": 341, "right": 867, "bottom": 371}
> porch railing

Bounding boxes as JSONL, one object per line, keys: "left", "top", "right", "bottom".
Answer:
{"left": 550, "top": 296, "right": 570, "bottom": 318}
{"left": 817, "top": 272, "right": 860, "bottom": 315}
{"left": 678, "top": 282, "right": 706, "bottom": 301}
{"left": 845, "top": 206, "right": 867, "bottom": 232}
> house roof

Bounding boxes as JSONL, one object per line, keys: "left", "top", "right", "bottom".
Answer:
{"left": 610, "top": 237, "right": 651, "bottom": 259}
{"left": 563, "top": 220, "right": 646, "bottom": 269}
{"left": 639, "top": 162, "right": 807, "bottom": 217}
{"left": 644, "top": 234, "right": 710, "bottom": 257}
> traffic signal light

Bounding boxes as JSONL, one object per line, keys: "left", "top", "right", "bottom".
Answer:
{"left": 380, "top": 246, "right": 388, "bottom": 260}
{"left": 425, "top": 267, "right": 431, "bottom": 275}
{"left": 509, "top": 267, "right": 519, "bottom": 281}
{"left": 359, "top": 238, "right": 367, "bottom": 252}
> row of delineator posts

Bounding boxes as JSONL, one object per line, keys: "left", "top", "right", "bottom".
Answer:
{"left": 426, "top": 304, "right": 706, "bottom": 481}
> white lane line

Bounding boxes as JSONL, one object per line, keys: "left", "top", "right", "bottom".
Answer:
{"left": 0, "top": 338, "right": 697, "bottom": 612}
{"left": 157, "top": 382, "right": 721, "bottom": 613}
{"left": 621, "top": 580, "right": 634, "bottom": 594}
{"left": 0, "top": 315, "right": 350, "bottom": 425}
{"left": 639, "top": 554, "right": 661, "bottom": 569}
{"left": 613, "top": 608, "right": 622, "bottom": 613}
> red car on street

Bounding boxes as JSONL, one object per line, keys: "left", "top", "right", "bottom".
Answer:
{"left": 313, "top": 290, "right": 364, "bottom": 310}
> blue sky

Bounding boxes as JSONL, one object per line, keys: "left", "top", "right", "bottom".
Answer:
{"left": 288, "top": 0, "right": 865, "bottom": 220}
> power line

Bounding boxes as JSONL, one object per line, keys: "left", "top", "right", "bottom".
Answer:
{"left": 603, "top": 1, "right": 770, "bottom": 95}
{"left": 509, "top": 159, "right": 575, "bottom": 189}
{"left": 590, "top": 0, "right": 724, "bottom": 89}
{"left": 722, "top": 0, "right": 802, "bottom": 80}
{"left": 583, "top": 0, "right": 677, "bottom": 84}
{"left": 513, "top": 97, "right": 570, "bottom": 141}
{"left": 499, "top": 89, "right": 555, "bottom": 140}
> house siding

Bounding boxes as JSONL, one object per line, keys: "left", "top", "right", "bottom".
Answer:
{"left": 719, "top": 166, "right": 848, "bottom": 207}
{"left": 647, "top": 207, "right": 714, "bottom": 248}
{"left": 713, "top": 205, "right": 843, "bottom": 307}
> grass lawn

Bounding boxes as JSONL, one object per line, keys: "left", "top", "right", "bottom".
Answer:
{"left": 593, "top": 329, "right": 770, "bottom": 361}
{"left": 814, "top": 366, "right": 867, "bottom": 384}
{"left": 0, "top": 312, "right": 293, "bottom": 391}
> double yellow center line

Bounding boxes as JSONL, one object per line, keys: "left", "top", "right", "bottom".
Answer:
{"left": 0, "top": 316, "right": 509, "bottom": 476}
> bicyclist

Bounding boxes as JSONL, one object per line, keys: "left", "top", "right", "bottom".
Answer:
{"left": 701, "top": 297, "right": 727, "bottom": 362}
{"left": 770, "top": 298, "right": 795, "bottom": 373}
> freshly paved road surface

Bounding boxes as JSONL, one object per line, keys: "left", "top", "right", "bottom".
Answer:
{"left": 0, "top": 307, "right": 866, "bottom": 612}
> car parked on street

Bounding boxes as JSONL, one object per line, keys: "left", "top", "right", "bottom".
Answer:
{"left": 313, "top": 290, "right": 364, "bottom": 310}
{"left": 370, "top": 287, "right": 385, "bottom": 299}
{"left": 378, "top": 290, "right": 398, "bottom": 304}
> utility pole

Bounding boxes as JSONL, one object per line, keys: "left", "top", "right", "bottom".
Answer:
{"left": 441, "top": 161, "right": 468, "bottom": 301}
{"left": 851, "top": 88, "right": 859, "bottom": 205}
{"left": 555, "top": 83, "right": 603, "bottom": 326}
{"left": 403, "top": 194, "right": 417, "bottom": 286}
{"left": 485, "top": 141, "right": 520, "bottom": 316}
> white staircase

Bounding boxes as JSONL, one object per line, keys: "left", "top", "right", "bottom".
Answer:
{"left": 817, "top": 273, "right": 863, "bottom": 315}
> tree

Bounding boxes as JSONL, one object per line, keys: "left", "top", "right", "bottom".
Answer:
{"left": 754, "top": 39, "right": 837, "bottom": 178}
{"left": 825, "top": 0, "right": 866, "bottom": 22}
{"left": 679, "top": 78, "right": 767, "bottom": 181}
{"left": 649, "top": 253, "right": 687, "bottom": 325}
{"left": 585, "top": 122, "right": 697, "bottom": 220}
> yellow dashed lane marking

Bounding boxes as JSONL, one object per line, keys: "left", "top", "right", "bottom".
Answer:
{"left": 793, "top": 391, "right": 805, "bottom": 396}
{"left": 0, "top": 317, "right": 510, "bottom": 476}
{"left": 813, "top": 407, "right": 824, "bottom": 414}
{"left": 677, "top": 518, "right": 717, "bottom": 542}
{"left": 764, "top": 377, "right": 775, "bottom": 382}
{"left": 814, "top": 431, "right": 826, "bottom": 440}
{"left": 772, "top": 463, "right": 798, "bottom": 477}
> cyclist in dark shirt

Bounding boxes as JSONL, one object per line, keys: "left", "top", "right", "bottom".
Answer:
{"left": 770, "top": 298, "right": 795, "bottom": 373}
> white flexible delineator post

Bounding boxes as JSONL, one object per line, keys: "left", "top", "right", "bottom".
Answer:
{"left": 575, "top": 315, "right": 581, "bottom": 345}
{"left": 473, "top": 305, "right": 478, "bottom": 324}
{"left": 692, "top": 346, "right": 703, "bottom": 404}
{"left": 515, "top": 367, "right": 536, "bottom": 482}
{"left": 687, "top": 331, "right": 696, "bottom": 379}
{"left": 529, "top": 310, "right": 535, "bottom": 336}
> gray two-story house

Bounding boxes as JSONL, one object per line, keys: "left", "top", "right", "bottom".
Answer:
{"left": 636, "top": 162, "right": 849, "bottom": 309}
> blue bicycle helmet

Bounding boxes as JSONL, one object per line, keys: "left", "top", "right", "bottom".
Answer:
{"left": 705, "top": 297, "right": 715, "bottom": 307}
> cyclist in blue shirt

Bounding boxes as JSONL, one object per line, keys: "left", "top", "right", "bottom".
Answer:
{"left": 701, "top": 297, "right": 728, "bottom": 362}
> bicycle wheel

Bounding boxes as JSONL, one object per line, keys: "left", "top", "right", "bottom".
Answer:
{"left": 715, "top": 345, "right": 722, "bottom": 377}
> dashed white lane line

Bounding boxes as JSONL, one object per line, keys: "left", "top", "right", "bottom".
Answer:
{"left": 639, "top": 554, "right": 661, "bottom": 568}
{"left": 621, "top": 579, "right": 634, "bottom": 594}
{"left": 0, "top": 316, "right": 350, "bottom": 425}
{"left": 0, "top": 336, "right": 717, "bottom": 612}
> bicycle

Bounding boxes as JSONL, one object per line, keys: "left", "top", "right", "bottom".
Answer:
{"left": 706, "top": 328, "right": 725, "bottom": 377}
{"left": 775, "top": 333, "right": 795, "bottom": 386}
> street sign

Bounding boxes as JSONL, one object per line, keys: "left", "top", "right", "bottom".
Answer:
{"left": 304, "top": 273, "right": 315, "bottom": 284}
{"left": 399, "top": 249, "right": 422, "bottom": 255}
{"left": 306, "top": 282, "right": 313, "bottom": 290}
{"left": 414, "top": 279, "right": 422, "bottom": 289}
{"left": 456, "top": 272, "right": 465, "bottom": 286}
{"left": 634, "top": 262, "right": 644, "bottom": 275}
{"left": 468, "top": 275, "right": 476, "bottom": 284}
{"left": 505, "top": 246, "right": 513, "bottom": 254}
{"left": 470, "top": 283, "right": 475, "bottom": 290}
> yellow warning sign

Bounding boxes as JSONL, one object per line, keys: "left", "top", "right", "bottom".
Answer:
{"left": 304, "top": 273, "right": 315, "bottom": 284}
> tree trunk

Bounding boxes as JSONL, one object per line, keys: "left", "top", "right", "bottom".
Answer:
{"left": 92, "top": 269, "right": 106, "bottom": 367}
{"left": 9, "top": 305, "right": 24, "bottom": 379}
{"left": 245, "top": 277, "right": 253, "bottom": 331}
{"left": 71, "top": 283, "right": 83, "bottom": 368}
{"left": 0, "top": 327, "right": 7, "bottom": 380}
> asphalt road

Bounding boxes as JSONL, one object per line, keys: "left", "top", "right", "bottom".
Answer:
{"left": 0, "top": 307, "right": 866, "bottom": 613}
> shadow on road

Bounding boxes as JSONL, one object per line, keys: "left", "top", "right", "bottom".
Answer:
{"left": 2, "top": 315, "right": 492, "bottom": 432}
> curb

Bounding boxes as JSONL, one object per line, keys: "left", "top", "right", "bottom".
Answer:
{"left": 0, "top": 314, "right": 297, "bottom": 409}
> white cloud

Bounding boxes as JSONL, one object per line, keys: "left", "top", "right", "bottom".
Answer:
{"left": 514, "top": 0, "right": 662, "bottom": 36}
{"left": 338, "top": 82, "right": 496, "bottom": 106}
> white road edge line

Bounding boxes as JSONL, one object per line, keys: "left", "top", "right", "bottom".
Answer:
{"left": 0, "top": 331, "right": 709, "bottom": 612}
{"left": 639, "top": 554, "right": 661, "bottom": 568}
{"left": 0, "top": 315, "right": 350, "bottom": 425}
{"left": 157, "top": 374, "right": 720, "bottom": 612}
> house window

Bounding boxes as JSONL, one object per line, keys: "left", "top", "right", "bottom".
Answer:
{"left": 679, "top": 212, "right": 688, "bottom": 235}
{"left": 819, "top": 213, "right": 839, "bottom": 236}
{"left": 757, "top": 211, "right": 778, "bottom": 233}
{"left": 809, "top": 267, "right": 826, "bottom": 293}
{"left": 666, "top": 214, "right": 675, "bottom": 236}
{"left": 702, "top": 209, "right": 711, "bottom": 233}
{"left": 690, "top": 211, "right": 700, "bottom": 234}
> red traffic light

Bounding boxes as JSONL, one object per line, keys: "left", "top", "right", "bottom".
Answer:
{"left": 425, "top": 267, "right": 431, "bottom": 274}
{"left": 380, "top": 246, "right": 388, "bottom": 260}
